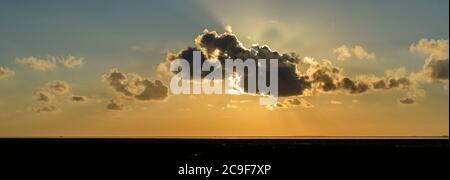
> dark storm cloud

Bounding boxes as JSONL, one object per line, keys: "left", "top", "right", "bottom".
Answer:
{"left": 71, "top": 95, "right": 88, "bottom": 102}
{"left": 253, "top": 45, "right": 311, "bottom": 96}
{"left": 162, "top": 29, "right": 419, "bottom": 100}
{"left": 165, "top": 47, "right": 210, "bottom": 79}
{"left": 194, "top": 30, "right": 251, "bottom": 59}
{"left": 165, "top": 29, "right": 311, "bottom": 96}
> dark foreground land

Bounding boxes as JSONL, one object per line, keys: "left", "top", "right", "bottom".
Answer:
{"left": 1, "top": 138, "right": 448, "bottom": 178}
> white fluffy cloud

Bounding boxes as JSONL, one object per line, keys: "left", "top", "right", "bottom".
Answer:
{"left": 410, "top": 38, "right": 449, "bottom": 83}
{"left": 352, "top": 45, "right": 376, "bottom": 60}
{"left": 330, "top": 100, "right": 342, "bottom": 105}
{"left": 59, "top": 55, "right": 85, "bottom": 69}
{"left": 410, "top": 38, "right": 449, "bottom": 60}
{"left": 333, "top": 45, "right": 353, "bottom": 61}
{"left": 16, "top": 56, "right": 56, "bottom": 71}
{"left": 333, "top": 45, "right": 376, "bottom": 61}
{"left": 16, "top": 55, "right": 84, "bottom": 71}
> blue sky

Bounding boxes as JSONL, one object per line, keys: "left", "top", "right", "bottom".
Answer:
{"left": 1, "top": 0, "right": 448, "bottom": 67}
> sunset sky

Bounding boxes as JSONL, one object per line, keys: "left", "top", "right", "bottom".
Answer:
{"left": 0, "top": 0, "right": 448, "bottom": 137}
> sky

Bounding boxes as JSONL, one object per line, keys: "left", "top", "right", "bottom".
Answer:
{"left": 0, "top": 0, "right": 448, "bottom": 137}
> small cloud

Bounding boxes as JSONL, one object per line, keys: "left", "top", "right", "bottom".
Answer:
{"left": 225, "top": 104, "right": 238, "bottom": 109}
{"left": 406, "top": 88, "right": 426, "bottom": 98}
{"left": 59, "top": 55, "right": 84, "bottom": 69}
{"left": 230, "top": 100, "right": 250, "bottom": 104}
{"left": 399, "top": 97, "right": 415, "bottom": 105}
{"left": 285, "top": 98, "right": 314, "bottom": 108}
{"left": 47, "top": 80, "right": 71, "bottom": 95}
{"left": 31, "top": 80, "right": 85, "bottom": 113}
{"left": 352, "top": 45, "right": 376, "bottom": 60}
{"left": 16, "top": 55, "right": 84, "bottom": 71}
{"left": 102, "top": 69, "right": 169, "bottom": 101}
{"left": 275, "top": 102, "right": 288, "bottom": 108}
{"left": 106, "top": 99, "right": 125, "bottom": 110}
{"left": 224, "top": 25, "right": 233, "bottom": 33}
{"left": 0, "top": 67, "right": 15, "bottom": 79}
{"left": 264, "top": 102, "right": 289, "bottom": 111}
{"left": 265, "top": 105, "right": 275, "bottom": 111}
{"left": 71, "top": 95, "right": 88, "bottom": 102}
{"left": 333, "top": 45, "right": 352, "bottom": 61}
{"left": 156, "top": 62, "right": 173, "bottom": 77}
{"left": 267, "top": 98, "right": 314, "bottom": 110}
{"left": 33, "top": 104, "right": 58, "bottom": 113}
{"left": 16, "top": 56, "right": 56, "bottom": 71}
{"left": 333, "top": 45, "right": 376, "bottom": 60}
{"left": 33, "top": 90, "right": 56, "bottom": 103}
{"left": 330, "top": 100, "right": 342, "bottom": 105}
